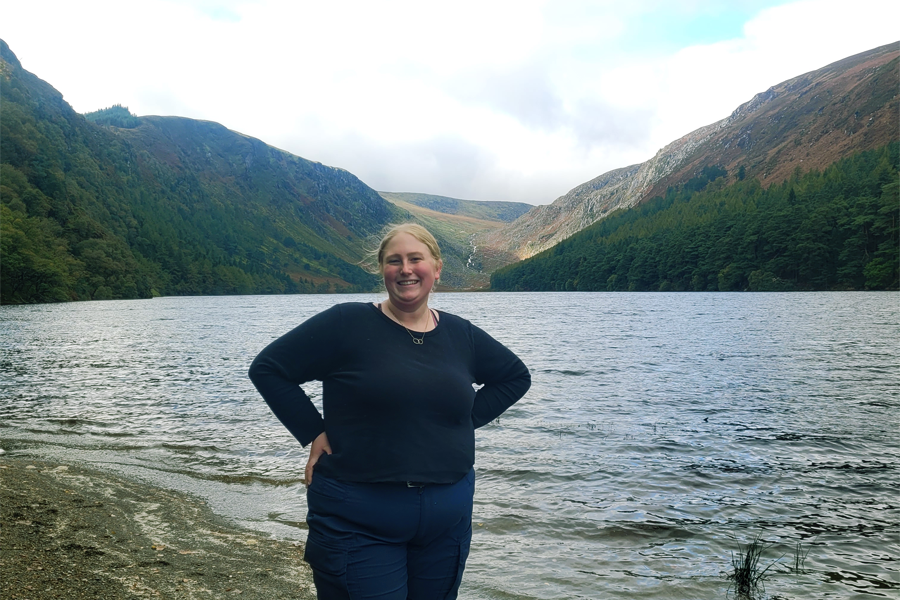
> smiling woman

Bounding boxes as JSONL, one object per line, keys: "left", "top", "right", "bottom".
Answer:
{"left": 248, "top": 223, "right": 531, "bottom": 599}
{"left": 378, "top": 223, "right": 443, "bottom": 333}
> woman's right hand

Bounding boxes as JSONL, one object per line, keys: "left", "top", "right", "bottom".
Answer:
{"left": 305, "top": 431, "right": 332, "bottom": 485}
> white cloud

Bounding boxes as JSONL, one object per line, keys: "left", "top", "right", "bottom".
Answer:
{"left": 2, "top": 0, "right": 898, "bottom": 205}
{"left": 634, "top": 0, "right": 900, "bottom": 148}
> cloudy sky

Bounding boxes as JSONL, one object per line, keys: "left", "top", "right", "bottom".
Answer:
{"left": 3, "top": 1, "right": 898, "bottom": 204}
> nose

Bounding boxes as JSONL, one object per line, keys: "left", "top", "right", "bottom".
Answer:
{"left": 399, "top": 260, "right": 413, "bottom": 274}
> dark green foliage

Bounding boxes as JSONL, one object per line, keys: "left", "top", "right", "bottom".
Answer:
{"left": 491, "top": 143, "right": 899, "bottom": 292}
{"left": 0, "top": 40, "right": 395, "bottom": 304}
{"left": 84, "top": 105, "right": 142, "bottom": 129}
{"left": 684, "top": 164, "right": 727, "bottom": 193}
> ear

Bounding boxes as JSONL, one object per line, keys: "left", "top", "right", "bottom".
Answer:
{"left": 435, "top": 259, "right": 443, "bottom": 281}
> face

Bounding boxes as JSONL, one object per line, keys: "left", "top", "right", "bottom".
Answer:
{"left": 381, "top": 232, "right": 442, "bottom": 310}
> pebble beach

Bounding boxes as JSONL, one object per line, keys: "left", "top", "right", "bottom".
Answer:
{"left": 0, "top": 456, "right": 316, "bottom": 600}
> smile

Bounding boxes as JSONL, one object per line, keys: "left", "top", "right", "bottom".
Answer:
{"left": 397, "top": 280, "right": 420, "bottom": 286}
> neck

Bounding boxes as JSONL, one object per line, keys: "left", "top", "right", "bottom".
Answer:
{"left": 382, "top": 299, "right": 430, "bottom": 327}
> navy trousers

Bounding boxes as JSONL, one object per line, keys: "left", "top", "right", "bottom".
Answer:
{"left": 304, "top": 468, "right": 475, "bottom": 600}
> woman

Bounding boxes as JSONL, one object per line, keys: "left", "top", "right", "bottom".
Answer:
{"left": 249, "top": 223, "right": 530, "bottom": 599}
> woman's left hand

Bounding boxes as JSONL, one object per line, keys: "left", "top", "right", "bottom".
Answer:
{"left": 305, "top": 431, "right": 332, "bottom": 485}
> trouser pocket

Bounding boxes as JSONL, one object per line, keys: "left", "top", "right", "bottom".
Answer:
{"left": 448, "top": 520, "right": 472, "bottom": 597}
{"left": 304, "top": 532, "right": 347, "bottom": 577}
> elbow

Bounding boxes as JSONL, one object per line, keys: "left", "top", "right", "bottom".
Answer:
{"left": 247, "top": 355, "right": 268, "bottom": 385}
{"left": 519, "top": 366, "right": 532, "bottom": 395}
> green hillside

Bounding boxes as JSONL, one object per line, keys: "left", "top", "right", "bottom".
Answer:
{"left": 378, "top": 192, "right": 532, "bottom": 222}
{"left": 379, "top": 192, "right": 533, "bottom": 289}
{"left": 491, "top": 143, "right": 899, "bottom": 292}
{"left": 1, "top": 40, "right": 403, "bottom": 304}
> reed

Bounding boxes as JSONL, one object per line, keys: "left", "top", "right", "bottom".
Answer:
{"left": 790, "top": 538, "right": 814, "bottom": 574}
{"left": 727, "top": 534, "right": 779, "bottom": 599}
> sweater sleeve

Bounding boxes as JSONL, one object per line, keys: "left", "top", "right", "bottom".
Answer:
{"left": 470, "top": 324, "right": 531, "bottom": 429}
{"left": 247, "top": 305, "right": 343, "bottom": 447}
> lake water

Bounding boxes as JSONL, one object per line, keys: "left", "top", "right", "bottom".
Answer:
{"left": 1, "top": 292, "right": 898, "bottom": 599}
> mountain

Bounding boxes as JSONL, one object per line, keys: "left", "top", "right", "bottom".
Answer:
{"left": 378, "top": 192, "right": 532, "bottom": 289}
{"left": 478, "top": 42, "right": 900, "bottom": 265}
{"left": 379, "top": 192, "right": 531, "bottom": 223}
{"left": 5, "top": 38, "right": 896, "bottom": 303}
{"left": 2, "top": 39, "right": 406, "bottom": 303}
{"left": 491, "top": 143, "right": 898, "bottom": 292}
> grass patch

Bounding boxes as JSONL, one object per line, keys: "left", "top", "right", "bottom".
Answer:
{"left": 727, "top": 533, "right": 781, "bottom": 599}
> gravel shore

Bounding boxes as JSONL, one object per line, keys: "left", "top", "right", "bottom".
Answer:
{"left": 0, "top": 456, "right": 316, "bottom": 599}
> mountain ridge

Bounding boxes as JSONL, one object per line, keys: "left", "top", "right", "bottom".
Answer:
{"left": 0, "top": 39, "right": 521, "bottom": 303}
{"left": 1, "top": 39, "right": 400, "bottom": 302}
{"left": 378, "top": 192, "right": 532, "bottom": 223}
{"left": 490, "top": 142, "right": 899, "bottom": 292}
{"left": 477, "top": 42, "right": 900, "bottom": 264}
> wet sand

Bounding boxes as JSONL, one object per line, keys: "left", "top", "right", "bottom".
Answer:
{"left": 0, "top": 456, "right": 316, "bottom": 599}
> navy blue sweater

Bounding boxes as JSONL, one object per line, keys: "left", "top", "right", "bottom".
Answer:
{"left": 248, "top": 302, "right": 531, "bottom": 483}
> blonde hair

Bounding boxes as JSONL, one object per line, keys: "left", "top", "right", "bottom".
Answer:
{"left": 376, "top": 223, "right": 442, "bottom": 269}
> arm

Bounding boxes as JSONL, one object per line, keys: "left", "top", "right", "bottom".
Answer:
{"left": 470, "top": 325, "right": 531, "bottom": 428}
{"left": 247, "top": 305, "right": 343, "bottom": 447}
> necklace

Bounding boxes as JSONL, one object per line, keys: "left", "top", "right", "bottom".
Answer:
{"left": 383, "top": 304, "right": 435, "bottom": 345}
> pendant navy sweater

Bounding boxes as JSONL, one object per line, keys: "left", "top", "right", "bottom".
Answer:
{"left": 248, "top": 302, "right": 531, "bottom": 484}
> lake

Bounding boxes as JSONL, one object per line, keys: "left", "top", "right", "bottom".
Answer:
{"left": 1, "top": 292, "right": 898, "bottom": 599}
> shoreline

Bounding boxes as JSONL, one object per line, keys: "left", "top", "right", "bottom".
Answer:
{"left": 0, "top": 456, "right": 316, "bottom": 599}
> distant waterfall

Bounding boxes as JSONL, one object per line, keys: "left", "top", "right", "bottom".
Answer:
{"left": 466, "top": 235, "right": 478, "bottom": 270}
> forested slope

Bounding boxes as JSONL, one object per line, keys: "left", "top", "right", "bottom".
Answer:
{"left": 491, "top": 144, "right": 899, "bottom": 292}
{"left": 0, "top": 40, "right": 401, "bottom": 304}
